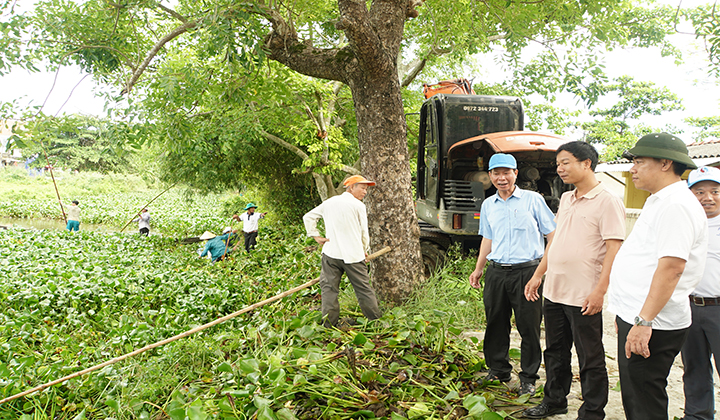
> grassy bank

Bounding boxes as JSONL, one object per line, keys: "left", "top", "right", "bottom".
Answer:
{"left": 0, "top": 167, "right": 252, "bottom": 237}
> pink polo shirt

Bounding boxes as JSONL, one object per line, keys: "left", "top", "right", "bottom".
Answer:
{"left": 544, "top": 183, "right": 626, "bottom": 307}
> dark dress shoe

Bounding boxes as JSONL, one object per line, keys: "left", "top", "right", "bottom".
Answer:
{"left": 519, "top": 382, "right": 536, "bottom": 395}
{"left": 483, "top": 372, "right": 511, "bottom": 382}
{"left": 522, "top": 402, "right": 568, "bottom": 418}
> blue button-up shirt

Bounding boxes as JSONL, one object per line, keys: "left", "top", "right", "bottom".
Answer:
{"left": 478, "top": 187, "right": 556, "bottom": 264}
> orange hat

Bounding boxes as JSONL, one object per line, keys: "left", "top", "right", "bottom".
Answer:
{"left": 343, "top": 175, "right": 376, "bottom": 187}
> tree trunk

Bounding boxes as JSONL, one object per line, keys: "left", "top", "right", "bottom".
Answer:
{"left": 264, "top": 0, "right": 425, "bottom": 305}
{"left": 349, "top": 76, "right": 423, "bottom": 305}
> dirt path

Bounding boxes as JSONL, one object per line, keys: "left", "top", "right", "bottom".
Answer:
{"left": 470, "top": 305, "right": 720, "bottom": 419}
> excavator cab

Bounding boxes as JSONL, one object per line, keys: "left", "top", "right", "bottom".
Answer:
{"left": 415, "top": 93, "right": 570, "bottom": 275}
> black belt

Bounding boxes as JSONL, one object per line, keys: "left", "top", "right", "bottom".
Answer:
{"left": 488, "top": 258, "right": 541, "bottom": 270}
{"left": 689, "top": 295, "right": 720, "bottom": 306}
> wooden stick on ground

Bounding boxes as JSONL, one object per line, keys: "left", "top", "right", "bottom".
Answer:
{"left": 0, "top": 246, "right": 392, "bottom": 405}
{"left": 119, "top": 181, "right": 179, "bottom": 232}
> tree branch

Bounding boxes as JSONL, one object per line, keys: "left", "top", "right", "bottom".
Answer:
{"left": 157, "top": 3, "right": 188, "bottom": 24}
{"left": 260, "top": 129, "right": 309, "bottom": 160}
{"left": 121, "top": 19, "right": 199, "bottom": 95}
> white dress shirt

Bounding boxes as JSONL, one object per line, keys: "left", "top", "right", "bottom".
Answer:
{"left": 608, "top": 181, "right": 708, "bottom": 330}
{"left": 693, "top": 214, "right": 720, "bottom": 297}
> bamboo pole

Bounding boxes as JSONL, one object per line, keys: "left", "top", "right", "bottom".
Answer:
{"left": 119, "top": 181, "right": 179, "bottom": 232}
{"left": 41, "top": 144, "right": 66, "bottom": 224}
{"left": 0, "top": 246, "right": 392, "bottom": 405}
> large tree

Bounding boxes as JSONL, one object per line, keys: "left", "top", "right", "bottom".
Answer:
{"left": 3, "top": 0, "right": 682, "bottom": 304}
{"left": 581, "top": 75, "right": 684, "bottom": 160}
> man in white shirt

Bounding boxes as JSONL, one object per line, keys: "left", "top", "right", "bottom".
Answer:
{"left": 65, "top": 200, "right": 81, "bottom": 231}
{"left": 233, "top": 203, "right": 266, "bottom": 252}
{"left": 682, "top": 166, "right": 720, "bottom": 420}
{"left": 608, "top": 132, "right": 708, "bottom": 420}
{"left": 303, "top": 175, "right": 382, "bottom": 327}
{"left": 133, "top": 208, "right": 151, "bottom": 236}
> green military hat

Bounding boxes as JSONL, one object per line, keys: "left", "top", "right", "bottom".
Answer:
{"left": 623, "top": 132, "right": 696, "bottom": 169}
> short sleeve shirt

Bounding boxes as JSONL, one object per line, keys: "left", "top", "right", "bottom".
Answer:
{"left": 239, "top": 212, "right": 263, "bottom": 233}
{"left": 67, "top": 205, "right": 81, "bottom": 222}
{"left": 478, "top": 187, "right": 556, "bottom": 264}
{"left": 608, "top": 181, "right": 708, "bottom": 330}
{"left": 544, "top": 183, "right": 626, "bottom": 306}
{"left": 694, "top": 214, "right": 720, "bottom": 297}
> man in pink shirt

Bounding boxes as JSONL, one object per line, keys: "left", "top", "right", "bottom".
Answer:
{"left": 523, "top": 141, "right": 626, "bottom": 419}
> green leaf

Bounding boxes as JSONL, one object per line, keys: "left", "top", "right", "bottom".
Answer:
{"left": 187, "top": 400, "right": 209, "bottom": 420}
{"left": 353, "top": 333, "right": 367, "bottom": 345}
{"left": 216, "top": 361, "right": 233, "bottom": 373}
{"left": 105, "top": 398, "right": 119, "bottom": 412}
{"left": 408, "top": 402, "right": 431, "bottom": 419}
{"left": 239, "top": 359, "right": 260, "bottom": 374}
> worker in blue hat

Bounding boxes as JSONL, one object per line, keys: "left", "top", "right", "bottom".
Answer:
{"left": 468, "top": 153, "right": 556, "bottom": 396}
{"left": 682, "top": 166, "right": 720, "bottom": 420}
{"left": 232, "top": 203, "right": 266, "bottom": 252}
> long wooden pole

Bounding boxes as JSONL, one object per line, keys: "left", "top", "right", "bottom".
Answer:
{"left": 0, "top": 246, "right": 392, "bottom": 405}
{"left": 41, "top": 144, "right": 66, "bottom": 224}
{"left": 119, "top": 181, "right": 179, "bottom": 232}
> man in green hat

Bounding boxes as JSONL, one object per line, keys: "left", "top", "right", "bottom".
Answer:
{"left": 233, "top": 203, "right": 266, "bottom": 252}
{"left": 607, "top": 132, "right": 708, "bottom": 419}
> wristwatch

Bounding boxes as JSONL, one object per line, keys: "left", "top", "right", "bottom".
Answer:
{"left": 634, "top": 316, "right": 653, "bottom": 327}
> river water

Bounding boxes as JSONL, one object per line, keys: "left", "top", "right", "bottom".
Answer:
{"left": 0, "top": 217, "right": 117, "bottom": 232}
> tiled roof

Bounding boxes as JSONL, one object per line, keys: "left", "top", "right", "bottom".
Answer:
{"left": 601, "top": 139, "right": 720, "bottom": 165}
{"left": 687, "top": 139, "right": 720, "bottom": 159}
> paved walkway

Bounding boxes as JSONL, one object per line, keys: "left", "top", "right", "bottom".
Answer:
{"left": 469, "top": 305, "right": 720, "bottom": 419}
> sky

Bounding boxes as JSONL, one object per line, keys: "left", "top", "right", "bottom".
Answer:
{"left": 0, "top": 0, "right": 717, "bottom": 140}
{"left": 474, "top": 0, "right": 720, "bottom": 140}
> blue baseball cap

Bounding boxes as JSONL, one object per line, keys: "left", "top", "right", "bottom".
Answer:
{"left": 688, "top": 166, "right": 720, "bottom": 188}
{"left": 488, "top": 153, "right": 517, "bottom": 170}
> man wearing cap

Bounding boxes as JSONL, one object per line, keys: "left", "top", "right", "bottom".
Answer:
{"left": 682, "top": 166, "right": 720, "bottom": 420}
{"left": 200, "top": 228, "right": 239, "bottom": 262}
{"left": 468, "top": 153, "right": 556, "bottom": 395}
{"left": 303, "top": 175, "right": 383, "bottom": 327}
{"left": 608, "top": 132, "right": 708, "bottom": 420}
{"left": 233, "top": 203, "right": 266, "bottom": 252}
{"left": 523, "top": 141, "right": 626, "bottom": 419}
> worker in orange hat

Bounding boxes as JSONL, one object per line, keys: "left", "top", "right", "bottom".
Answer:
{"left": 303, "top": 175, "right": 383, "bottom": 327}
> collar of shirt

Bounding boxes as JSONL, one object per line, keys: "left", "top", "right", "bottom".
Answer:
{"left": 645, "top": 180, "right": 686, "bottom": 207}
{"left": 489, "top": 186, "right": 524, "bottom": 202}
{"left": 569, "top": 181, "right": 605, "bottom": 204}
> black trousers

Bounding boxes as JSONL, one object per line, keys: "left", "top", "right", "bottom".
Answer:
{"left": 542, "top": 299, "right": 607, "bottom": 419}
{"left": 617, "top": 317, "right": 689, "bottom": 420}
{"left": 244, "top": 231, "right": 258, "bottom": 252}
{"left": 139, "top": 227, "right": 149, "bottom": 236}
{"left": 483, "top": 264, "right": 542, "bottom": 384}
{"left": 681, "top": 303, "right": 720, "bottom": 420}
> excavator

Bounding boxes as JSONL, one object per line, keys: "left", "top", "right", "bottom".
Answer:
{"left": 416, "top": 79, "right": 571, "bottom": 275}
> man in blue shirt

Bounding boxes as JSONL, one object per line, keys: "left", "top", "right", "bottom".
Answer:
{"left": 469, "top": 153, "right": 556, "bottom": 395}
{"left": 200, "top": 229, "right": 239, "bottom": 262}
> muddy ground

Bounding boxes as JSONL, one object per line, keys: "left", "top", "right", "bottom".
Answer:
{"left": 470, "top": 304, "right": 720, "bottom": 419}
